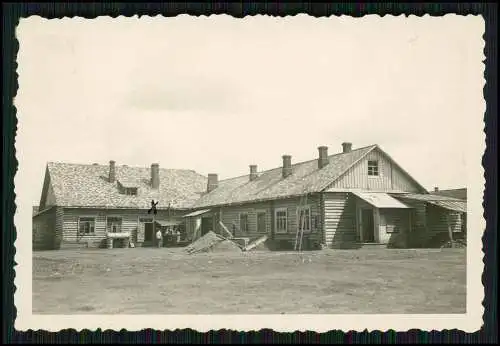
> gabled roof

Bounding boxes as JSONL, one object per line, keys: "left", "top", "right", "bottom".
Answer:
{"left": 43, "top": 162, "right": 207, "bottom": 210}
{"left": 193, "top": 144, "right": 411, "bottom": 208}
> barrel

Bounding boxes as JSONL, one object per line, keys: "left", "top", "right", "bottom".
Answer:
{"left": 106, "top": 237, "right": 113, "bottom": 249}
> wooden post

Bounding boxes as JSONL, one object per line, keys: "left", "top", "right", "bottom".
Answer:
{"left": 373, "top": 208, "right": 380, "bottom": 243}
{"left": 447, "top": 212, "right": 453, "bottom": 243}
{"left": 408, "top": 210, "right": 412, "bottom": 247}
{"left": 153, "top": 207, "right": 157, "bottom": 247}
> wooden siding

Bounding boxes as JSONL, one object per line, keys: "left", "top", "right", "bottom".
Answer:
{"left": 404, "top": 199, "right": 428, "bottom": 247}
{"left": 61, "top": 208, "right": 185, "bottom": 248}
{"left": 427, "top": 205, "right": 463, "bottom": 233}
{"left": 394, "top": 198, "right": 464, "bottom": 247}
{"left": 208, "top": 196, "right": 323, "bottom": 245}
{"left": 378, "top": 209, "right": 411, "bottom": 248}
{"left": 330, "top": 149, "right": 421, "bottom": 192}
{"left": 322, "top": 192, "right": 357, "bottom": 248}
{"left": 54, "top": 207, "right": 64, "bottom": 249}
{"left": 185, "top": 216, "right": 202, "bottom": 241}
{"left": 272, "top": 195, "right": 322, "bottom": 243}
{"left": 32, "top": 208, "right": 56, "bottom": 250}
{"left": 217, "top": 201, "right": 272, "bottom": 240}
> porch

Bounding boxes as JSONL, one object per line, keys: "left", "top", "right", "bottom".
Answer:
{"left": 351, "top": 191, "right": 414, "bottom": 248}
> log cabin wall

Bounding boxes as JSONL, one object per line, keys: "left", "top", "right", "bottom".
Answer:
{"left": 322, "top": 192, "right": 357, "bottom": 248}
{"left": 217, "top": 201, "right": 272, "bottom": 241}
{"left": 61, "top": 208, "right": 185, "bottom": 248}
{"left": 272, "top": 195, "right": 323, "bottom": 246}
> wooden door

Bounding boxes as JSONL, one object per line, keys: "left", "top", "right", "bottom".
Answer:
{"left": 144, "top": 223, "right": 154, "bottom": 242}
{"left": 362, "top": 209, "right": 375, "bottom": 242}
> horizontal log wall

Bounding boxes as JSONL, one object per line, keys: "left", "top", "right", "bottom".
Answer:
{"left": 323, "top": 192, "right": 357, "bottom": 248}
{"left": 272, "top": 195, "right": 322, "bottom": 243}
{"left": 218, "top": 201, "right": 272, "bottom": 240}
{"left": 61, "top": 208, "right": 185, "bottom": 248}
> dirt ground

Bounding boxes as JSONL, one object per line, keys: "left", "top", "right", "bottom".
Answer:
{"left": 32, "top": 247, "right": 466, "bottom": 314}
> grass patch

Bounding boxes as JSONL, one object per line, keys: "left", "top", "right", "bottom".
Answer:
{"left": 32, "top": 247, "right": 466, "bottom": 314}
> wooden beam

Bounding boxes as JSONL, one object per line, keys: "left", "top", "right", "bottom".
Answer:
{"left": 219, "top": 221, "right": 234, "bottom": 239}
{"left": 244, "top": 235, "right": 268, "bottom": 251}
{"left": 447, "top": 212, "right": 454, "bottom": 242}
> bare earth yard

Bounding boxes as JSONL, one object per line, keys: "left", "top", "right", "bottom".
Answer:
{"left": 33, "top": 248, "right": 466, "bottom": 314}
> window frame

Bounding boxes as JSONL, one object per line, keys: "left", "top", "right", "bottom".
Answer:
{"left": 274, "top": 208, "right": 288, "bottom": 234}
{"left": 126, "top": 187, "right": 137, "bottom": 196}
{"left": 367, "top": 160, "right": 379, "bottom": 177}
{"left": 78, "top": 216, "right": 96, "bottom": 235}
{"left": 106, "top": 216, "right": 123, "bottom": 233}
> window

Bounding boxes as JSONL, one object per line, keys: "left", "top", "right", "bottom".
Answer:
{"left": 275, "top": 208, "right": 288, "bottom": 233}
{"left": 239, "top": 213, "right": 249, "bottom": 233}
{"left": 257, "top": 212, "right": 267, "bottom": 233}
{"left": 298, "top": 207, "right": 311, "bottom": 232}
{"left": 107, "top": 217, "right": 122, "bottom": 233}
{"left": 368, "top": 160, "right": 379, "bottom": 176}
{"left": 124, "top": 187, "right": 137, "bottom": 196}
{"left": 79, "top": 217, "right": 95, "bottom": 235}
{"left": 312, "top": 215, "right": 320, "bottom": 231}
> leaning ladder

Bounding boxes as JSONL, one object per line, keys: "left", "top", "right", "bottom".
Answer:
{"left": 294, "top": 193, "right": 308, "bottom": 252}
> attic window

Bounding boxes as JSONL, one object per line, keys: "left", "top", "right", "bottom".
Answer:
{"left": 118, "top": 181, "right": 138, "bottom": 195}
{"left": 123, "top": 187, "right": 137, "bottom": 196}
{"left": 368, "top": 160, "right": 379, "bottom": 176}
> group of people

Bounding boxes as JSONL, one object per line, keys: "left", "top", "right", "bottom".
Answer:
{"left": 155, "top": 226, "right": 182, "bottom": 248}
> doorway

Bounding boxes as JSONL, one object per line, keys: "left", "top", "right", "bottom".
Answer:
{"left": 201, "top": 216, "right": 213, "bottom": 236}
{"left": 144, "top": 222, "right": 154, "bottom": 242}
{"left": 361, "top": 209, "right": 375, "bottom": 242}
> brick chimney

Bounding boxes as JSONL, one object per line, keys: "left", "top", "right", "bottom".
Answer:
{"left": 207, "top": 173, "right": 218, "bottom": 192}
{"left": 282, "top": 155, "right": 292, "bottom": 178}
{"left": 151, "top": 163, "right": 160, "bottom": 189}
{"left": 109, "top": 160, "right": 116, "bottom": 183}
{"left": 249, "top": 165, "right": 258, "bottom": 181}
{"left": 318, "top": 146, "right": 329, "bottom": 169}
{"left": 342, "top": 142, "right": 352, "bottom": 153}
{"left": 434, "top": 187, "right": 439, "bottom": 192}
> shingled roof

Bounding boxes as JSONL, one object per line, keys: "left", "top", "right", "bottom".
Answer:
{"left": 430, "top": 188, "right": 467, "bottom": 200}
{"left": 193, "top": 145, "right": 380, "bottom": 208}
{"left": 44, "top": 162, "right": 207, "bottom": 210}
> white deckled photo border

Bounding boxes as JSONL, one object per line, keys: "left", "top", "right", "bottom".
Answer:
{"left": 13, "top": 14, "right": 486, "bottom": 332}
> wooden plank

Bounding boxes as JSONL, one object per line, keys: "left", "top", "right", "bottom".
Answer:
{"left": 219, "top": 221, "right": 234, "bottom": 238}
{"left": 447, "top": 212, "right": 454, "bottom": 242}
{"left": 244, "top": 235, "right": 268, "bottom": 251}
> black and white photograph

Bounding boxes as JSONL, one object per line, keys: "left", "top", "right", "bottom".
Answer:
{"left": 14, "top": 14, "right": 485, "bottom": 332}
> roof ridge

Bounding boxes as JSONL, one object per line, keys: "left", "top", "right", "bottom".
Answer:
{"left": 47, "top": 161, "right": 202, "bottom": 173}
{"left": 216, "top": 144, "right": 377, "bottom": 183}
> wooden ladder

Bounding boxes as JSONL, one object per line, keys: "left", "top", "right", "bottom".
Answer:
{"left": 294, "top": 193, "right": 308, "bottom": 252}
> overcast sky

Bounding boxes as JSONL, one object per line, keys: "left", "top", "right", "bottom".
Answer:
{"left": 16, "top": 15, "right": 484, "bottom": 205}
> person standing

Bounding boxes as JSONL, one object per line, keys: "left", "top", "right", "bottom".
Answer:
{"left": 156, "top": 227, "right": 163, "bottom": 248}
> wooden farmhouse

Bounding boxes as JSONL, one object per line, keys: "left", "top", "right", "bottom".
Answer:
{"left": 33, "top": 143, "right": 467, "bottom": 250}
{"left": 32, "top": 162, "right": 207, "bottom": 250}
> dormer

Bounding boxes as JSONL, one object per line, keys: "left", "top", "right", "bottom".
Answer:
{"left": 117, "top": 180, "right": 138, "bottom": 196}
